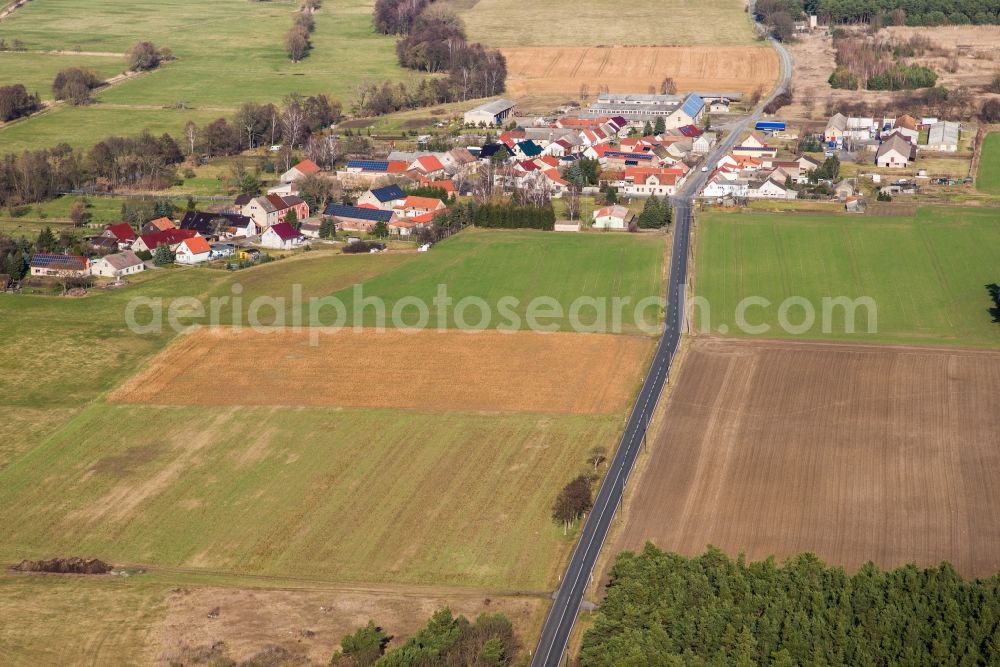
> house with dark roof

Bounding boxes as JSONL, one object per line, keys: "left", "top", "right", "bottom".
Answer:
{"left": 29, "top": 254, "right": 90, "bottom": 277}
{"left": 181, "top": 211, "right": 257, "bottom": 239}
{"left": 102, "top": 222, "right": 137, "bottom": 246}
{"left": 357, "top": 184, "right": 407, "bottom": 211}
{"left": 514, "top": 140, "right": 543, "bottom": 159}
{"left": 260, "top": 221, "right": 305, "bottom": 250}
{"left": 132, "top": 229, "right": 198, "bottom": 254}
{"left": 478, "top": 143, "right": 509, "bottom": 161}
{"left": 323, "top": 203, "right": 396, "bottom": 233}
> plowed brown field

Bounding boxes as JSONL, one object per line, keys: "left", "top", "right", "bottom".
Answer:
{"left": 110, "top": 327, "right": 653, "bottom": 414}
{"left": 616, "top": 337, "right": 1000, "bottom": 577}
{"left": 502, "top": 46, "right": 780, "bottom": 98}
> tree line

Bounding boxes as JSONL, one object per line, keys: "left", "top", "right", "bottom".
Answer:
{"left": 473, "top": 203, "right": 555, "bottom": 230}
{"left": 286, "top": 0, "right": 321, "bottom": 62}
{"left": 764, "top": 0, "right": 1000, "bottom": 26}
{"left": 330, "top": 608, "right": 519, "bottom": 666}
{"left": 580, "top": 544, "right": 1000, "bottom": 666}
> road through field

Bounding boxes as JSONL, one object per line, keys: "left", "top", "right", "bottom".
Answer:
{"left": 529, "top": 32, "right": 794, "bottom": 667}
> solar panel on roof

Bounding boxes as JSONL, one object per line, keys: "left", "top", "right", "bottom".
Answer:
{"left": 323, "top": 204, "right": 394, "bottom": 222}
{"left": 347, "top": 160, "right": 390, "bottom": 172}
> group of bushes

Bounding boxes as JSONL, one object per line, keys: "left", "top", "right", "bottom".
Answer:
{"left": 285, "top": 0, "right": 321, "bottom": 62}
{"left": 829, "top": 35, "right": 937, "bottom": 91}
{"left": 0, "top": 84, "right": 41, "bottom": 122}
{"left": 331, "top": 608, "right": 519, "bottom": 666}
{"left": 52, "top": 67, "right": 103, "bottom": 105}
{"left": 472, "top": 203, "right": 555, "bottom": 231}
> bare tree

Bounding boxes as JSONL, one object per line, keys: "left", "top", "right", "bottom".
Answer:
{"left": 588, "top": 446, "right": 607, "bottom": 471}
{"left": 579, "top": 83, "right": 590, "bottom": 101}
{"left": 281, "top": 102, "right": 306, "bottom": 149}
{"left": 184, "top": 120, "right": 198, "bottom": 157}
{"left": 660, "top": 77, "right": 676, "bottom": 95}
{"left": 565, "top": 184, "right": 581, "bottom": 221}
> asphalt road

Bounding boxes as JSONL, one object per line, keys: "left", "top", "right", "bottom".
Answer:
{"left": 529, "top": 36, "right": 793, "bottom": 667}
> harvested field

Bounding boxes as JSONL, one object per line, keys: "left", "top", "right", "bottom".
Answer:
{"left": 615, "top": 337, "right": 1000, "bottom": 577}
{"left": 110, "top": 327, "right": 653, "bottom": 415}
{"left": 503, "top": 46, "right": 779, "bottom": 98}
{"left": 453, "top": 0, "right": 757, "bottom": 47}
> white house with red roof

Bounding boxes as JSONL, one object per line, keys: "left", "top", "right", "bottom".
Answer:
{"left": 615, "top": 167, "right": 681, "bottom": 198}
{"left": 592, "top": 205, "right": 634, "bottom": 230}
{"left": 281, "top": 159, "right": 322, "bottom": 183}
{"left": 260, "top": 221, "right": 305, "bottom": 250}
{"left": 175, "top": 236, "right": 212, "bottom": 264}
{"left": 732, "top": 132, "right": 778, "bottom": 158}
{"left": 395, "top": 195, "right": 446, "bottom": 219}
{"left": 408, "top": 155, "right": 446, "bottom": 178}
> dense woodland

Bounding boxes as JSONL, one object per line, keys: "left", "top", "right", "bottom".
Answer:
{"left": 580, "top": 544, "right": 1000, "bottom": 666}
{"left": 760, "top": 0, "right": 1000, "bottom": 25}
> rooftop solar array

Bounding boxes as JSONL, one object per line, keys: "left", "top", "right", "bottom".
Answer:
{"left": 323, "top": 204, "right": 394, "bottom": 222}
{"left": 347, "top": 159, "right": 390, "bottom": 172}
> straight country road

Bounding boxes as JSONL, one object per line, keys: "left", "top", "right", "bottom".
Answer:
{"left": 529, "top": 34, "right": 793, "bottom": 667}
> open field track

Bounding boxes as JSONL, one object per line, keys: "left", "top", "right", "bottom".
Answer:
{"left": 503, "top": 46, "right": 780, "bottom": 98}
{"left": 615, "top": 337, "right": 1000, "bottom": 578}
{"left": 110, "top": 327, "right": 653, "bottom": 415}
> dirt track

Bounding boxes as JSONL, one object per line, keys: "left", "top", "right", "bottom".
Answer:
{"left": 615, "top": 337, "right": 1000, "bottom": 577}
{"left": 110, "top": 327, "right": 652, "bottom": 414}
{"left": 503, "top": 46, "right": 779, "bottom": 98}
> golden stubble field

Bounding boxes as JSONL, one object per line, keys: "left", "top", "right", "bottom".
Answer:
{"left": 502, "top": 46, "right": 780, "bottom": 98}
{"left": 615, "top": 337, "right": 1000, "bottom": 577}
{"left": 111, "top": 327, "right": 654, "bottom": 414}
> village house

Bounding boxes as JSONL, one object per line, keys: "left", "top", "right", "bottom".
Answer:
{"left": 396, "top": 195, "right": 446, "bottom": 218}
{"left": 876, "top": 133, "right": 916, "bottom": 168}
{"left": 281, "top": 159, "right": 322, "bottom": 183}
{"left": 616, "top": 167, "right": 682, "bottom": 198}
{"left": 732, "top": 132, "right": 777, "bottom": 158}
{"left": 90, "top": 250, "right": 145, "bottom": 278}
{"left": 323, "top": 203, "right": 396, "bottom": 233}
{"left": 701, "top": 172, "right": 750, "bottom": 199}
{"left": 101, "top": 223, "right": 137, "bottom": 248}
{"left": 141, "top": 217, "right": 176, "bottom": 234}
{"left": 89, "top": 236, "right": 118, "bottom": 252}
{"left": 692, "top": 132, "right": 717, "bottom": 154}
{"left": 592, "top": 205, "right": 635, "bottom": 230}
{"left": 463, "top": 98, "right": 516, "bottom": 126}
{"left": 175, "top": 236, "right": 212, "bottom": 264}
{"left": 260, "top": 221, "right": 305, "bottom": 250}
{"left": 408, "top": 155, "right": 446, "bottom": 178}
{"left": 242, "top": 194, "right": 309, "bottom": 229}
{"left": 132, "top": 229, "right": 198, "bottom": 254}
{"left": 890, "top": 114, "right": 920, "bottom": 143}
{"left": 181, "top": 211, "right": 258, "bottom": 239}
{"left": 357, "top": 184, "right": 407, "bottom": 211}
{"left": 29, "top": 254, "right": 90, "bottom": 277}
{"left": 747, "top": 175, "right": 798, "bottom": 200}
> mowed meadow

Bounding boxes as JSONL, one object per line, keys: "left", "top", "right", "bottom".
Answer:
{"left": 0, "top": 230, "right": 664, "bottom": 610}
{"left": 977, "top": 132, "right": 1000, "bottom": 195}
{"left": 695, "top": 208, "right": 1000, "bottom": 348}
{"left": 0, "top": 0, "right": 424, "bottom": 152}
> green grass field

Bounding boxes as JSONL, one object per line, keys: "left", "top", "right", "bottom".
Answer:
{"left": 695, "top": 209, "right": 1000, "bottom": 348}
{"left": 0, "top": 52, "right": 126, "bottom": 100}
{"left": 0, "top": 0, "right": 424, "bottom": 151}
{"left": 450, "top": 0, "right": 756, "bottom": 47}
{"left": 330, "top": 229, "right": 666, "bottom": 332}
{"left": 977, "top": 133, "right": 1000, "bottom": 195}
{"left": 0, "top": 404, "right": 620, "bottom": 589}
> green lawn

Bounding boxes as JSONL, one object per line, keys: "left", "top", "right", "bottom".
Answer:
{"left": 452, "top": 0, "right": 756, "bottom": 47}
{"left": 977, "top": 132, "right": 1000, "bottom": 195}
{"left": 0, "top": 0, "right": 425, "bottom": 151}
{"left": 695, "top": 209, "right": 1000, "bottom": 348}
{"left": 0, "top": 52, "right": 125, "bottom": 100}
{"left": 0, "top": 105, "right": 225, "bottom": 153}
{"left": 331, "top": 228, "right": 667, "bottom": 333}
